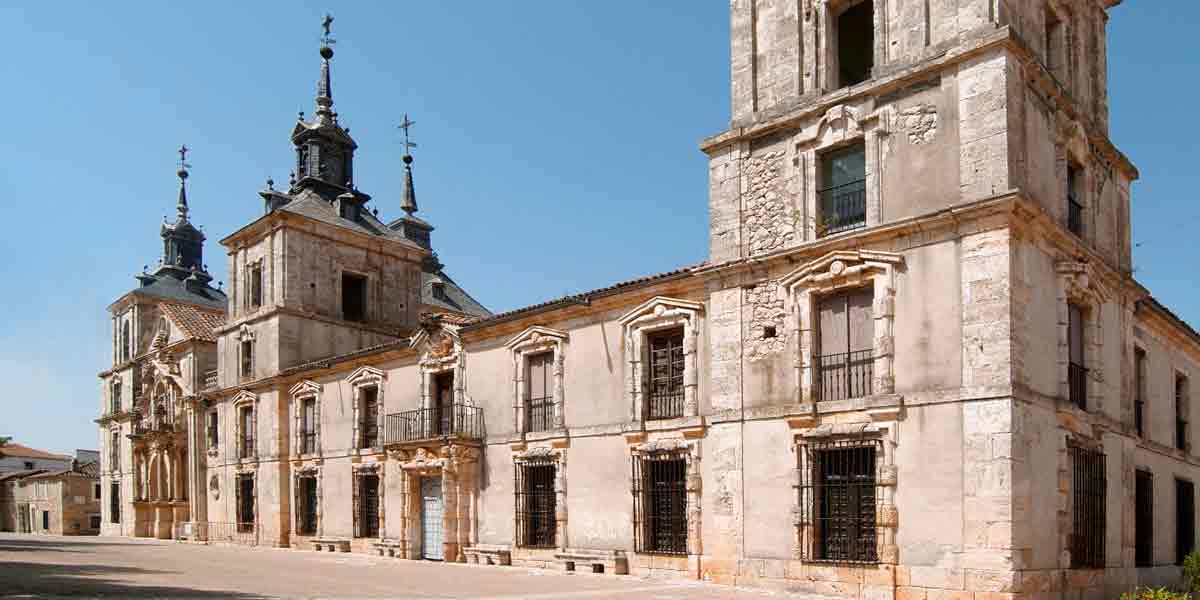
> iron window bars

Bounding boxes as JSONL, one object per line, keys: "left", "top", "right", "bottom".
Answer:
{"left": 1177, "top": 478, "right": 1195, "bottom": 565}
{"left": 817, "top": 350, "right": 874, "bottom": 402}
{"left": 647, "top": 328, "right": 685, "bottom": 420}
{"left": 297, "top": 475, "right": 318, "bottom": 536}
{"left": 1135, "top": 469, "right": 1153, "bottom": 567}
{"left": 353, "top": 471, "right": 380, "bottom": 538}
{"left": 239, "top": 407, "right": 254, "bottom": 459}
{"left": 1068, "top": 442, "right": 1105, "bottom": 568}
{"left": 1068, "top": 362, "right": 1088, "bottom": 410}
{"left": 818, "top": 179, "right": 868, "bottom": 236}
{"left": 237, "top": 474, "right": 255, "bottom": 533}
{"left": 798, "top": 438, "right": 881, "bottom": 563}
{"left": 109, "top": 481, "right": 120, "bottom": 524}
{"left": 515, "top": 459, "right": 557, "bottom": 548}
{"left": 632, "top": 451, "right": 688, "bottom": 555}
{"left": 360, "top": 387, "right": 380, "bottom": 449}
{"left": 384, "top": 404, "right": 484, "bottom": 444}
{"left": 300, "top": 398, "right": 317, "bottom": 454}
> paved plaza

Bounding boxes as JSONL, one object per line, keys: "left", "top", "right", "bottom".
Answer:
{"left": 0, "top": 533, "right": 831, "bottom": 599}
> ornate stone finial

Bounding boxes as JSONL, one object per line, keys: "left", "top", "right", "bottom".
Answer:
{"left": 175, "top": 144, "right": 191, "bottom": 221}
{"left": 266, "top": 177, "right": 275, "bottom": 191}
{"left": 398, "top": 114, "right": 418, "bottom": 216}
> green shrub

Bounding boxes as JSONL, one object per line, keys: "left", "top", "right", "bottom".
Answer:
{"left": 1185, "top": 550, "right": 1200, "bottom": 596}
{"left": 1120, "top": 587, "right": 1190, "bottom": 600}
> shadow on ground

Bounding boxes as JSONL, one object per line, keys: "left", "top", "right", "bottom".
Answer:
{"left": 0, "top": 538, "right": 161, "bottom": 553}
{"left": 0, "top": 558, "right": 267, "bottom": 598}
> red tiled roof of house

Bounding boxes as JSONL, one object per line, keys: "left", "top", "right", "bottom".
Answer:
{"left": 0, "top": 443, "right": 72, "bottom": 461}
{"left": 160, "top": 302, "right": 226, "bottom": 343}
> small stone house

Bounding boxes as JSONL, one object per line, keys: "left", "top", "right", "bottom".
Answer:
{"left": 0, "top": 461, "right": 101, "bottom": 535}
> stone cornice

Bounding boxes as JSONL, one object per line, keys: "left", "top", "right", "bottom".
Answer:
{"left": 220, "top": 209, "right": 428, "bottom": 263}
{"left": 214, "top": 303, "right": 411, "bottom": 339}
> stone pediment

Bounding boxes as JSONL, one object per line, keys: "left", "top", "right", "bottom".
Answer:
{"left": 779, "top": 250, "right": 904, "bottom": 291}
{"left": 504, "top": 326, "right": 568, "bottom": 350}
{"left": 347, "top": 366, "right": 385, "bottom": 386}
{"left": 289, "top": 379, "right": 322, "bottom": 398}
{"left": 618, "top": 296, "right": 704, "bottom": 327}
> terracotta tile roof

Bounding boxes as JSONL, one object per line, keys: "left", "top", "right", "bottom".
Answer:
{"left": 26, "top": 461, "right": 98, "bottom": 480}
{"left": 160, "top": 302, "right": 226, "bottom": 342}
{"left": 0, "top": 469, "right": 47, "bottom": 482}
{"left": 0, "top": 443, "right": 72, "bottom": 461}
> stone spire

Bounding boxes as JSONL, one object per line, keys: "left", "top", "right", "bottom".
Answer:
{"left": 155, "top": 145, "right": 206, "bottom": 277}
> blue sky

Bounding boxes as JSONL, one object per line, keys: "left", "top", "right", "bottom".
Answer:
{"left": 1, "top": 3, "right": 1194, "bottom": 455}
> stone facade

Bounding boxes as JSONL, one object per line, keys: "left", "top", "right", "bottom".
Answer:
{"left": 96, "top": 4, "right": 1200, "bottom": 600}
{"left": 0, "top": 463, "right": 101, "bottom": 536}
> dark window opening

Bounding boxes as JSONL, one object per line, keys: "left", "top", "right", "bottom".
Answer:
{"left": 240, "top": 406, "right": 254, "bottom": 459}
{"left": 94, "top": 483, "right": 101, "bottom": 500}
{"left": 249, "top": 263, "right": 263, "bottom": 309}
{"left": 431, "top": 281, "right": 448, "bottom": 302}
{"left": 207, "top": 411, "right": 219, "bottom": 448}
{"left": 109, "top": 481, "right": 120, "bottom": 523}
{"left": 111, "top": 381, "right": 121, "bottom": 414}
{"left": 1069, "top": 443, "right": 1106, "bottom": 568}
{"left": 633, "top": 453, "right": 688, "bottom": 555}
{"left": 763, "top": 325, "right": 778, "bottom": 339}
{"left": 1068, "top": 303, "right": 1087, "bottom": 410}
{"left": 799, "top": 440, "right": 879, "bottom": 563}
{"left": 42, "top": 511, "right": 49, "bottom": 530}
{"left": 90, "top": 515, "right": 101, "bottom": 529}
{"left": 240, "top": 339, "right": 253, "bottom": 379}
{"left": 516, "top": 461, "right": 557, "bottom": 548}
{"left": 359, "top": 387, "right": 379, "bottom": 449}
{"left": 121, "top": 321, "right": 130, "bottom": 363}
{"left": 1067, "top": 163, "right": 1084, "bottom": 236}
{"left": 819, "top": 143, "right": 867, "bottom": 236}
{"left": 817, "top": 288, "right": 874, "bottom": 401}
{"left": 434, "top": 372, "right": 455, "bottom": 436}
{"left": 1135, "top": 348, "right": 1146, "bottom": 437}
{"left": 1135, "top": 469, "right": 1153, "bottom": 567}
{"left": 647, "top": 328, "right": 685, "bottom": 420}
{"left": 526, "top": 352, "right": 555, "bottom": 432}
{"left": 24, "top": 461, "right": 35, "bottom": 471}
{"left": 1177, "top": 479, "right": 1195, "bottom": 565}
{"left": 342, "top": 272, "right": 367, "bottom": 322}
{"left": 354, "top": 472, "right": 380, "bottom": 538}
{"left": 237, "top": 474, "right": 255, "bottom": 533}
{"left": 301, "top": 398, "right": 317, "bottom": 454}
{"left": 297, "top": 476, "right": 318, "bottom": 536}
{"left": 836, "top": 1, "right": 874, "bottom": 87}
{"left": 110, "top": 432, "right": 120, "bottom": 472}
{"left": 1177, "top": 374, "right": 1190, "bottom": 452}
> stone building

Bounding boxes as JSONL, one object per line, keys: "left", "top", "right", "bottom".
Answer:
{"left": 96, "top": 3, "right": 1200, "bottom": 598}
{"left": 0, "top": 442, "right": 74, "bottom": 474}
{"left": 0, "top": 461, "right": 101, "bottom": 535}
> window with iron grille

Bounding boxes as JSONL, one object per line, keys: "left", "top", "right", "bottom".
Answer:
{"left": 353, "top": 471, "right": 380, "bottom": 538}
{"left": 1067, "top": 164, "right": 1084, "bottom": 236}
{"left": 297, "top": 475, "right": 318, "bottom": 536}
{"left": 817, "top": 289, "right": 874, "bottom": 402}
{"left": 109, "top": 431, "right": 120, "bottom": 472}
{"left": 632, "top": 452, "right": 688, "bottom": 555}
{"left": 647, "top": 328, "right": 685, "bottom": 420}
{"left": 434, "top": 372, "right": 454, "bottom": 436}
{"left": 526, "top": 352, "right": 555, "bottom": 432}
{"left": 1177, "top": 478, "right": 1195, "bottom": 565}
{"left": 301, "top": 397, "right": 318, "bottom": 454}
{"left": 1135, "top": 469, "right": 1153, "bottom": 567}
{"left": 359, "top": 387, "right": 379, "bottom": 449}
{"left": 239, "top": 406, "right": 254, "bottom": 459}
{"left": 798, "top": 439, "right": 881, "bottom": 563}
{"left": 240, "top": 339, "right": 254, "bottom": 379}
{"left": 237, "top": 474, "right": 255, "bottom": 533}
{"left": 1067, "top": 304, "right": 1087, "bottom": 410}
{"left": 207, "top": 411, "right": 219, "bottom": 449}
{"left": 248, "top": 263, "right": 263, "bottom": 309}
{"left": 110, "top": 380, "right": 121, "bottom": 414}
{"left": 1069, "top": 443, "right": 1105, "bottom": 568}
{"left": 818, "top": 144, "right": 867, "bottom": 236}
{"left": 515, "top": 459, "right": 557, "bottom": 548}
{"left": 1135, "top": 348, "right": 1146, "bottom": 437}
{"left": 1177, "top": 374, "right": 1190, "bottom": 452}
{"left": 109, "top": 481, "right": 120, "bottom": 523}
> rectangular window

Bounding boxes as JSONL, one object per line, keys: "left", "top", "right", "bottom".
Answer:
{"left": 1067, "top": 163, "right": 1084, "bottom": 236}
{"left": 817, "top": 288, "right": 874, "bottom": 402}
{"left": 798, "top": 440, "right": 879, "bottom": 563}
{"left": 110, "top": 432, "right": 120, "bottom": 472}
{"left": 42, "top": 511, "right": 49, "bottom": 530}
{"left": 110, "top": 381, "right": 121, "bottom": 414}
{"left": 633, "top": 453, "right": 688, "bottom": 555}
{"left": 93, "top": 483, "right": 101, "bottom": 500}
{"left": 342, "top": 272, "right": 367, "bottom": 322}
{"left": 359, "top": 387, "right": 379, "bottom": 449}
{"left": 1177, "top": 374, "right": 1190, "bottom": 452}
{"left": 836, "top": 0, "right": 873, "bottom": 87}
{"left": 239, "top": 406, "right": 254, "bottom": 459}
{"left": 237, "top": 474, "right": 255, "bottom": 533}
{"left": 109, "top": 481, "right": 120, "bottom": 524}
{"left": 89, "top": 515, "right": 101, "bottom": 530}
{"left": 207, "top": 411, "right": 219, "bottom": 449}
{"left": 1069, "top": 443, "right": 1106, "bottom": 568}
{"left": 1178, "top": 479, "right": 1195, "bottom": 565}
{"left": 1068, "top": 304, "right": 1087, "bottom": 410}
{"left": 354, "top": 472, "right": 380, "bottom": 538}
{"left": 526, "top": 352, "right": 554, "bottom": 432}
{"left": 819, "top": 143, "right": 867, "bottom": 236}
{"left": 1136, "top": 469, "right": 1154, "bottom": 567}
{"left": 297, "top": 475, "right": 318, "bottom": 536}
{"left": 301, "top": 398, "right": 317, "bottom": 454}
{"left": 647, "top": 328, "right": 685, "bottom": 420}
{"left": 240, "top": 340, "right": 253, "bottom": 379}
{"left": 1135, "top": 348, "right": 1146, "bottom": 437}
{"left": 434, "top": 372, "right": 454, "bottom": 436}
{"left": 25, "top": 461, "right": 35, "bottom": 471}
{"left": 515, "top": 461, "right": 557, "bottom": 548}
{"left": 249, "top": 263, "right": 263, "bottom": 309}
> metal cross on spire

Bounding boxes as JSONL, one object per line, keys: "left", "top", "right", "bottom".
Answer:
{"left": 177, "top": 144, "right": 191, "bottom": 173}
{"left": 321, "top": 13, "right": 336, "bottom": 46}
{"left": 398, "top": 114, "right": 417, "bottom": 156}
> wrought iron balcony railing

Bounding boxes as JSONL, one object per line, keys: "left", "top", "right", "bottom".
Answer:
{"left": 1069, "top": 362, "right": 1088, "bottom": 410}
{"left": 1067, "top": 198, "right": 1083, "bottom": 236}
{"left": 818, "top": 179, "right": 867, "bottom": 237}
{"left": 817, "top": 349, "right": 874, "bottom": 402}
{"left": 203, "top": 370, "right": 219, "bottom": 391}
{"left": 384, "top": 404, "right": 484, "bottom": 445}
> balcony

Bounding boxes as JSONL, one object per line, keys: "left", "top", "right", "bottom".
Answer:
{"left": 384, "top": 404, "right": 484, "bottom": 445}
{"left": 817, "top": 349, "right": 873, "bottom": 402}
{"left": 818, "top": 179, "right": 867, "bottom": 237}
{"left": 203, "top": 370, "right": 218, "bottom": 391}
{"left": 1068, "top": 362, "right": 1088, "bottom": 410}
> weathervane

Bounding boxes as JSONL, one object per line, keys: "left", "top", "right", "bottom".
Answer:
{"left": 321, "top": 13, "right": 336, "bottom": 46}
{"left": 398, "top": 113, "right": 417, "bottom": 156}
